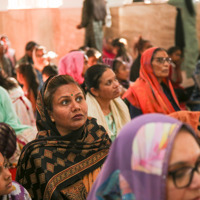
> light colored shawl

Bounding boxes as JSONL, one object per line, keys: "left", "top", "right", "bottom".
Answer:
{"left": 86, "top": 92, "right": 130, "bottom": 138}
{"left": 87, "top": 114, "right": 197, "bottom": 200}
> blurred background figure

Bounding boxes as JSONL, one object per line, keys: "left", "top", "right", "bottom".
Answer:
{"left": 59, "top": 50, "right": 89, "bottom": 85}
{"left": 168, "top": 0, "right": 198, "bottom": 78}
{"left": 16, "top": 63, "right": 39, "bottom": 114}
{"left": 32, "top": 45, "right": 49, "bottom": 89}
{"left": 168, "top": 46, "right": 183, "bottom": 87}
{"left": 0, "top": 69, "right": 35, "bottom": 126}
{"left": 168, "top": 46, "right": 190, "bottom": 109}
{"left": 112, "top": 59, "right": 131, "bottom": 96}
{"left": 102, "top": 37, "right": 115, "bottom": 68}
{"left": 42, "top": 64, "right": 58, "bottom": 82}
{"left": 0, "top": 40, "right": 14, "bottom": 77}
{"left": 188, "top": 54, "right": 200, "bottom": 111}
{"left": 111, "top": 38, "right": 133, "bottom": 71}
{"left": 102, "top": 37, "right": 115, "bottom": 60}
{"left": 17, "top": 41, "right": 38, "bottom": 65}
{"left": 85, "top": 47, "right": 101, "bottom": 67}
{"left": 77, "top": 0, "right": 107, "bottom": 52}
{"left": 0, "top": 35, "right": 16, "bottom": 71}
{"left": 130, "top": 36, "right": 152, "bottom": 82}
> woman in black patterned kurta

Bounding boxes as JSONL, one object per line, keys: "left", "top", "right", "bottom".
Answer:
{"left": 16, "top": 75, "right": 111, "bottom": 200}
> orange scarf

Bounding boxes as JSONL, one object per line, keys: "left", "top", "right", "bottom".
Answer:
{"left": 169, "top": 111, "right": 200, "bottom": 137}
{"left": 123, "top": 47, "right": 180, "bottom": 114}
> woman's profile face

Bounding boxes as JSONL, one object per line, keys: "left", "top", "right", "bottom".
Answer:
{"left": 116, "top": 63, "right": 129, "bottom": 81}
{"left": 112, "top": 46, "right": 119, "bottom": 55}
{"left": 151, "top": 50, "right": 170, "bottom": 82}
{"left": 49, "top": 83, "right": 88, "bottom": 136}
{"left": 92, "top": 68, "right": 120, "bottom": 101}
{"left": 0, "top": 153, "right": 12, "bottom": 196}
{"left": 88, "top": 56, "right": 97, "bottom": 67}
{"left": 170, "top": 50, "right": 182, "bottom": 63}
{"left": 167, "top": 129, "right": 200, "bottom": 200}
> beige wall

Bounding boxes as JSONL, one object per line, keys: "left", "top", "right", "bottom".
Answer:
{"left": 106, "top": 3, "right": 200, "bottom": 58}
{"left": 0, "top": 8, "right": 85, "bottom": 64}
{"left": 0, "top": 3, "right": 199, "bottom": 66}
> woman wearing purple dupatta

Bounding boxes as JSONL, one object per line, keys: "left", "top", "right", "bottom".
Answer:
{"left": 87, "top": 113, "right": 200, "bottom": 200}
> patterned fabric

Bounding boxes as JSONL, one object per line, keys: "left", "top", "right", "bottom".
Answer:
{"left": 123, "top": 47, "right": 180, "bottom": 115}
{"left": 96, "top": 170, "right": 135, "bottom": 200}
{"left": 131, "top": 122, "right": 177, "bottom": 175}
{"left": 87, "top": 113, "right": 197, "bottom": 200}
{"left": 16, "top": 76, "right": 111, "bottom": 200}
{"left": 0, "top": 123, "right": 16, "bottom": 159}
{"left": 1, "top": 181, "right": 31, "bottom": 200}
{"left": 58, "top": 51, "right": 85, "bottom": 85}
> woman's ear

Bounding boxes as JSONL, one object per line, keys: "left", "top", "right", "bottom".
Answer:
{"left": 48, "top": 110, "right": 55, "bottom": 122}
{"left": 90, "top": 87, "right": 99, "bottom": 97}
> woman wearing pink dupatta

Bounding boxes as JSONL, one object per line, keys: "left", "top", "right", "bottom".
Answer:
{"left": 58, "top": 51, "right": 88, "bottom": 84}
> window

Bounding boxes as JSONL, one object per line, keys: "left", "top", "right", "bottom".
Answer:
{"left": 8, "top": 0, "right": 63, "bottom": 9}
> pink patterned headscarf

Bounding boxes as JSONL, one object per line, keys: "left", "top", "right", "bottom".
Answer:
{"left": 87, "top": 113, "right": 197, "bottom": 200}
{"left": 58, "top": 51, "right": 85, "bottom": 84}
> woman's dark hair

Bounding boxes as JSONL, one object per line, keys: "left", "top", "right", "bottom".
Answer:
{"left": 42, "top": 64, "right": 58, "bottom": 77}
{"left": 84, "top": 64, "right": 110, "bottom": 94}
{"left": 44, "top": 75, "right": 85, "bottom": 111}
{"left": 112, "top": 38, "right": 130, "bottom": 62}
{"left": 185, "top": 0, "right": 196, "bottom": 16}
{"left": 86, "top": 48, "right": 98, "bottom": 58}
{"left": 25, "top": 41, "right": 38, "bottom": 51}
{"left": 151, "top": 48, "right": 167, "bottom": 63}
{"left": 112, "top": 59, "right": 123, "bottom": 73}
{"left": 0, "top": 70, "right": 17, "bottom": 90}
{"left": 134, "top": 36, "right": 150, "bottom": 54}
{"left": 0, "top": 122, "right": 16, "bottom": 159}
{"left": 167, "top": 46, "right": 182, "bottom": 56}
{"left": 16, "top": 63, "right": 39, "bottom": 100}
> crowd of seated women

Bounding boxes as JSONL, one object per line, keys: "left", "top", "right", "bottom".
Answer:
{"left": 1, "top": 32, "right": 200, "bottom": 200}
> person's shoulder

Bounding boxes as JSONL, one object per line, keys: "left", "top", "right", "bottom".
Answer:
{"left": 17, "top": 55, "right": 27, "bottom": 64}
{"left": 0, "top": 86, "right": 9, "bottom": 95}
{"left": 9, "top": 181, "right": 31, "bottom": 199}
{"left": 11, "top": 181, "right": 22, "bottom": 190}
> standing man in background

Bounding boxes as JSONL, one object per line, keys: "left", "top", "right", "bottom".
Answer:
{"left": 77, "top": 0, "right": 107, "bottom": 53}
